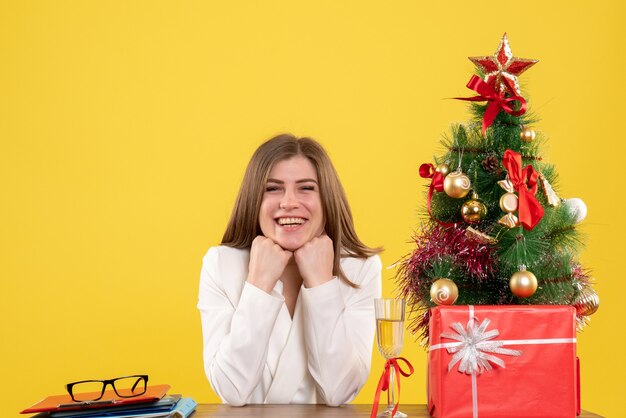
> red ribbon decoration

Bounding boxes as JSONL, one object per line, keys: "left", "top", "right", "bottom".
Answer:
{"left": 502, "top": 149, "right": 544, "bottom": 230}
{"left": 370, "top": 357, "right": 414, "bottom": 418}
{"left": 419, "top": 164, "right": 456, "bottom": 228}
{"left": 419, "top": 163, "right": 444, "bottom": 191}
{"left": 455, "top": 75, "right": 528, "bottom": 135}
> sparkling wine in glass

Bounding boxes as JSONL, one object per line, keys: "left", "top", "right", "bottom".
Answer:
{"left": 374, "top": 298, "right": 406, "bottom": 418}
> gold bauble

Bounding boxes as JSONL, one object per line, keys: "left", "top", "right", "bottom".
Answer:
{"left": 430, "top": 278, "right": 459, "bottom": 305}
{"left": 443, "top": 171, "right": 471, "bottom": 199}
{"left": 435, "top": 163, "right": 450, "bottom": 176}
{"left": 509, "top": 269, "right": 538, "bottom": 298}
{"left": 461, "top": 198, "right": 487, "bottom": 224}
{"left": 573, "top": 286, "right": 600, "bottom": 317}
{"left": 520, "top": 127, "right": 536, "bottom": 142}
{"left": 499, "top": 192, "right": 519, "bottom": 213}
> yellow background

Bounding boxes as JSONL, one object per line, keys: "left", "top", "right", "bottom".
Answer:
{"left": 1, "top": 1, "right": 623, "bottom": 417}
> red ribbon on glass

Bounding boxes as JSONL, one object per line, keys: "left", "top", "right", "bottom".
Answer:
{"left": 419, "top": 163, "right": 456, "bottom": 227}
{"left": 502, "top": 149, "right": 544, "bottom": 230}
{"left": 455, "top": 75, "right": 528, "bottom": 135}
{"left": 370, "top": 357, "right": 414, "bottom": 418}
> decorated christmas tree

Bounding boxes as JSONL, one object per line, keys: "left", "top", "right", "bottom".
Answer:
{"left": 398, "top": 33, "right": 599, "bottom": 344}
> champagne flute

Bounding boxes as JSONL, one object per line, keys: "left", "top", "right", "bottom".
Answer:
{"left": 374, "top": 298, "right": 406, "bottom": 418}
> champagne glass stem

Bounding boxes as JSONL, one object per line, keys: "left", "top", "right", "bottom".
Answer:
{"left": 387, "top": 364, "right": 396, "bottom": 410}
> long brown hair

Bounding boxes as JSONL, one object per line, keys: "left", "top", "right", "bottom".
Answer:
{"left": 221, "top": 134, "right": 382, "bottom": 287}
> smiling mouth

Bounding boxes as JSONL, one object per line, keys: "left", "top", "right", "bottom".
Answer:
{"left": 276, "top": 217, "right": 307, "bottom": 226}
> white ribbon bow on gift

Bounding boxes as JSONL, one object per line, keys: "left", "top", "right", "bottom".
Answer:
{"left": 441, "top": 317, "right": 522, "bottom": 374}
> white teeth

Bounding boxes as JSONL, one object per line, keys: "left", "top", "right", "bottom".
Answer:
{"left": 277, "top": 217, "right": 306, "bottom": 225}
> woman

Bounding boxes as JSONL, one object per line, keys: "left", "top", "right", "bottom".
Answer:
{"left": 198, "top": 134, "right": 382, "bottom": 406}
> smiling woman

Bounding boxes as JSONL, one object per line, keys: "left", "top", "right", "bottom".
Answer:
{"left": 197, "top": 134, "right": 382, "bottom": 406}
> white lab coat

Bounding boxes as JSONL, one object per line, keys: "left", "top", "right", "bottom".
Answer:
{"left": 198, "top": 245, "right": 382, "bottom": 406}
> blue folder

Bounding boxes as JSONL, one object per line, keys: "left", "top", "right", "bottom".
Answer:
{"left": 46, "top": 397, "right": 197, "bottom": 418}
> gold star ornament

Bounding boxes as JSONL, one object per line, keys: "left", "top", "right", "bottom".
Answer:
{"left": 469, "top": 33, "right": 538, "bottom": 96}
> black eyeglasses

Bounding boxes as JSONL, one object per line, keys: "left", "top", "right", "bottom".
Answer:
{"left": 66, "top": 375, "right": 149, "bottom": 402}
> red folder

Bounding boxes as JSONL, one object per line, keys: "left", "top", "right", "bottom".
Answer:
{"left": 20, "top": 384, "right": 170, "bottom": 414}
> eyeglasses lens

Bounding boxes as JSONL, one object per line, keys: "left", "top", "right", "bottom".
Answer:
{"left": 113, "top": 376, "right": 147, "bottom": 397}
{"left": 70, "top": 381, "right": 105, "bottom": 401}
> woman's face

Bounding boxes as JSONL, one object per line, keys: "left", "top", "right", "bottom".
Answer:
{"left": 258, "top": 155, "right": 325, "bottom": 251}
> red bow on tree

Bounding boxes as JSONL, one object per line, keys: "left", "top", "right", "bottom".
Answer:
{"left": 419, "top": 163, "right": 445, "bottom": 192}
{"left": 502, "top": 149, "right": 544, "bottom": 230}
{"left": 419, "top": 163, "right": 456, "bottom": 227}
{"left": 370, "top": 357, "right": 414, "bottom": 418}
{"left": 455, "top": 75, "right": 527, "bottom": 135}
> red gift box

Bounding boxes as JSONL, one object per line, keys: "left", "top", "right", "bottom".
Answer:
{"left": 428, "top": 305, "right": 578, "bottom": 418}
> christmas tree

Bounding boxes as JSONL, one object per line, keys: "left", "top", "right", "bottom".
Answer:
{"left": 398, "top": 33, "right": 599, "bottom": 344}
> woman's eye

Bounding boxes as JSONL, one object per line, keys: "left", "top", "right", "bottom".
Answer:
{"left": 301, "top": 185, "right": 316, "bottom": 191}
{"left": 265, "top": 186, "right": 280, "bottom": 192}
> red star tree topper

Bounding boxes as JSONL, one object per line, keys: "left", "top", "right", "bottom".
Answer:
{"left": 469, "top": 33, "right": 538, "bottom": 96}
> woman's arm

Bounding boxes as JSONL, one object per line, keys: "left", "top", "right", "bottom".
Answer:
{"left": 300, "top": 255, "right": 382, "bottom": 406}
{"left": 198, "top": 247, "right": 284, "bottom": 406}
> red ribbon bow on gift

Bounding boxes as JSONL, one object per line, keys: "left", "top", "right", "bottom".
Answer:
{"left": 455, "top": 75, "right": 527, "bottom": 135}
{"left": 419, "top": 164, "right": 456, "bottom": 227}
{"left": 502, "top": 149, "right": 544, "bottom": 230}
{"left": 370, "top": 357, "right": 414, "bottom": 418}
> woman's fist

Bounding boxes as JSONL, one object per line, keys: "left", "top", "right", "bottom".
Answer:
{"left": 247, "top": 236, "right": 293, "bottom": 293}
{"left": 294, "top": 235, "right": 334, "bottom": 288}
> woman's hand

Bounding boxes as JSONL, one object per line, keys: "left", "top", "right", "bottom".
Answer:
{"left": 247, "top": 236, "right": 293, "bottom": 293}
{"left": 294, "top": 235, "right": 334, "bottom": 288}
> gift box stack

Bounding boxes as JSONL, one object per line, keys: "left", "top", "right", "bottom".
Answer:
{"left": 397, "top": 34, "right": 599, "bottom": 418}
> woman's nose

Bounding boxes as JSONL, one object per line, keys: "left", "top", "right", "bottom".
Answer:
{"left": 279, "top": 199, "right": 300, "bottom": 209}
{"left": 279, "top": 201, "right": 299, "bottom": 209}
{"left": 279, "top": 190, "right": 299, "bottom": 209}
